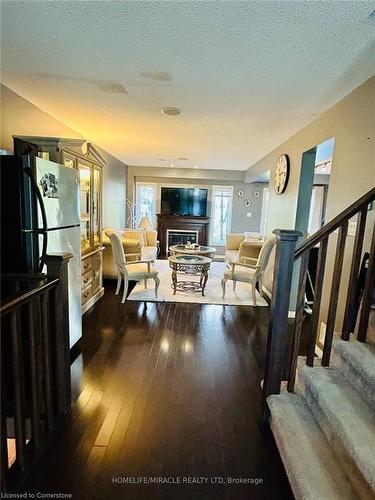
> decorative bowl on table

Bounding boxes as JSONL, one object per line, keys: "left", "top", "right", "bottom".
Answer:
{"left": 185, "top": 243, "right": 200, "bottom": 250}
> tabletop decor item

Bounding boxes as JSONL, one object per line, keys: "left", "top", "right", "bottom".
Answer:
{"left": 126, "top": 199, "right": 137, "bottom": 229}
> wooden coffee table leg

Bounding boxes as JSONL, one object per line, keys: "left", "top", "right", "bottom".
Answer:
{"left": 172, "top": 269, "right": 177, "bottom": 295}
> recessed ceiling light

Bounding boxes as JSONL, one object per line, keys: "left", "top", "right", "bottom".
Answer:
{"left": 170, "top": 163, "right": 175, "bottom": 168}
{"left": 161, "top": 107, "right": 181, "bottom": 116}
{"left": 194, "top": 165, "right": 199, "bottom": 169}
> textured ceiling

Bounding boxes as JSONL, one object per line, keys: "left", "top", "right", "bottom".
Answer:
{"left": 1, "top": 1, "right": 375, "bottom": 170}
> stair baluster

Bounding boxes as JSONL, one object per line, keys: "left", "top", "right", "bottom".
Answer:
{"left": 288, "top": 251, "right": 309, "bottom": 392}
{"left": 357, "top": 221, "right": 375, "bottom": 342}
{"left": 322, "top": 221, "right": 348, "bottom": 366}
{"left": 306, "top": 237, "right": 328, "bottom": 366}
{"left": 341, "top": 207, "right": 368, "bottom": 340}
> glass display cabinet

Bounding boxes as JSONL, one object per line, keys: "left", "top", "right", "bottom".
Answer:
{"left": 93, "top": 166, "right": 101, "bottom": 248}
{"left": 61, "top": 147, "right": 104, "bottom": 313}
{"left": 62, "top": 148, "right": 104, "bottom": 314}
{"left": 77, "top": 160, "right": 92, "bottom": 253}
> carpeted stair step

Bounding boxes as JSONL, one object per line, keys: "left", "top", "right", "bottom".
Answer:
{"left": 332, "top": 339, "right": 375, "bottom": 411}
{"left": 268, "top": 393, "right": 358, "bottom": 500}
{"left": 298, "top": 365, "right": 375, "bottom": 499}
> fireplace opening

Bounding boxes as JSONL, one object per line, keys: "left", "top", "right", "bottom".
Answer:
{"left": 167, "top": 229, "right": 199, "bottom": 254}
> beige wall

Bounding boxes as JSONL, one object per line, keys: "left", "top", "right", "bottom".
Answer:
{"left": 0, "top": 84, "right": 127, "bottom": 230}
{"left": 0, "top": 84, "right": 84, "bottom": 150}
{"left": 246, "top": 76, "right": 375, "bottom": 328}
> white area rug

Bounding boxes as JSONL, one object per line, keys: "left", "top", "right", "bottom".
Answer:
{"left": 127, "top": 260, "right": 268, "bottom": 306}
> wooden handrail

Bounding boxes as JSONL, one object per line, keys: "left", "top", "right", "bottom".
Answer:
{"left": 263, "top": 186, "right": 375, "bottom": 422}
{"left": 0, "top": 277, "right": 59, "bottom": 316}
{"left": 1, "top": 273, "right": 48, "bottom": 281}
{"left": 295, "top": 187, "right": 375, "bottom": 259}
{"left": 1, "top": 258, "right": 71, "bottom": 492}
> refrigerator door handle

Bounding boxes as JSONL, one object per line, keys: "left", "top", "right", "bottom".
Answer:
{"left": 24, "top": 166, "right": 48, "bottom": 272}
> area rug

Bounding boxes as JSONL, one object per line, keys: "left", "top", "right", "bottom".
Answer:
{"left": 127, "top": 260, "right": 268, "bottom": 306}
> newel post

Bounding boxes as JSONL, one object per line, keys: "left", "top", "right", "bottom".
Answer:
{"left": 45, "top": 253, "right": 73, "bottom": 416}
{"left": 262, "top": 229, "right": 301, "bottom": 422}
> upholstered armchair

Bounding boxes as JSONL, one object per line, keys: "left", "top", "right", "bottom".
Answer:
{"left": 108, "top": 232, "right": 160, "bottom": 303}
{"left": 102, "top": 227, "right": 159, "bottom": 279}
{"left": 221, "top": 237, "right": 276, "bottom": 304}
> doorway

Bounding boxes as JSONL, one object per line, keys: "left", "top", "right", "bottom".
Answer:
{"left": 295, "top": 137, "right": 335, "bottom": 239}
{"left": 291, "top": 137, "right": 335, "bottom": 309}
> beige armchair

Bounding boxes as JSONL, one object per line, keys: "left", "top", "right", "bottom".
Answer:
{"left": 102, "top": 227, "right": 159, "bottom": 279}
{"left": 221, "top": 237, "right": 276, "bottom": 304}
{"left": 225, "top": 233, "right": 263, "bottom": 265}
{"left": 108, "top": 232, "right": 160, "bottom": 303}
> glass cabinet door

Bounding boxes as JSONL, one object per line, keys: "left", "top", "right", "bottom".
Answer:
{"left": 93, "top": 166, "right": 102, "bottom": 247}
{"left": 78, "top": 161, "right": 91, "bottom": 252}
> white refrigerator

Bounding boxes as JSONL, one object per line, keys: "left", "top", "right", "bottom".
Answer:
{"left": 35, "top": 157, "right": 82, "bottom": 348}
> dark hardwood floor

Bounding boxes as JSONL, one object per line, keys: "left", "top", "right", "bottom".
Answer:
{"left": 21, "top": 283, "right": 294, "bottom": 499}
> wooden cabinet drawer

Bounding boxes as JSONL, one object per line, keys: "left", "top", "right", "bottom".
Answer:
{"left": 81, "top": 283, "right": 92, "bottom": 305}
{"left": 93, "top": 252, "right": 101, "bottom": 273}
{"left": 92, "top": 272, "right": 100, "bottom": 293}
{"left": 82, "top": 269, "right": 93, "bottom": 287}
{"left": 81, "top": 256, "right": 93, "bottom": 274}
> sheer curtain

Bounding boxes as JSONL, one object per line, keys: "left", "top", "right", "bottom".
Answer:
{"left": 135, "top": 183, "right": 157, "bottom": 227}
{"left": 210, "top": 186, "right": 233, "bottom": 245}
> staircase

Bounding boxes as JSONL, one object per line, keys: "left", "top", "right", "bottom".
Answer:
{"left": 262, "top": 188, "right": 375, "bottom": 500}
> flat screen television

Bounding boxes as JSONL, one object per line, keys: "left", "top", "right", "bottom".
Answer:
{"left": 161, "top": 187, "right": 208, "bottom": 216}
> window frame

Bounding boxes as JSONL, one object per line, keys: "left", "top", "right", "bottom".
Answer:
{"left": 210, "top": 185, "right": 233, "bottom": 246}
{"left": 260, "top": 186, "right": 269, "bottom": 237}
{"left": 135, "top": 182, "right": 157, "bottom": 227}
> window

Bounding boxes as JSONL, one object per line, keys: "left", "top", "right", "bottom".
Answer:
{"left": 135, "top": 182, "right": 157, "bottom": 226}
{"left": 210, "top": 185, "right": 233, "bottom": 245}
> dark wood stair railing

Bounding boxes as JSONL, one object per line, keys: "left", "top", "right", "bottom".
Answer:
{"left": 262, "top": 187, "right": 375, "bottom": 420}
{"left": 0, "top": 254, "right": 72, "bottom": 491}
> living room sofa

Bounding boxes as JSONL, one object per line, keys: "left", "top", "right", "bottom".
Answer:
{"left": 102, "top": 228, "right": 159, "bottom": 279}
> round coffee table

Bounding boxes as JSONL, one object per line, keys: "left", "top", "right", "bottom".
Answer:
{"left": 168, "top": 254, "right": 212, "bottom": 296}
{"left": 169, "top": 244, "right": 216, "bottom": 259}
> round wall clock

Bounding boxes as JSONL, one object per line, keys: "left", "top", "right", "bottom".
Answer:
{"left": 237, "top": 190, "right": 244, "bottom": 198}
{"left": 274, "top": 154, "right": 290, "bottom": 195}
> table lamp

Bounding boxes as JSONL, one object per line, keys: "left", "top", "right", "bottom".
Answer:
{"left": 138, "top": 216, "right": 152, "bottom": 229}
